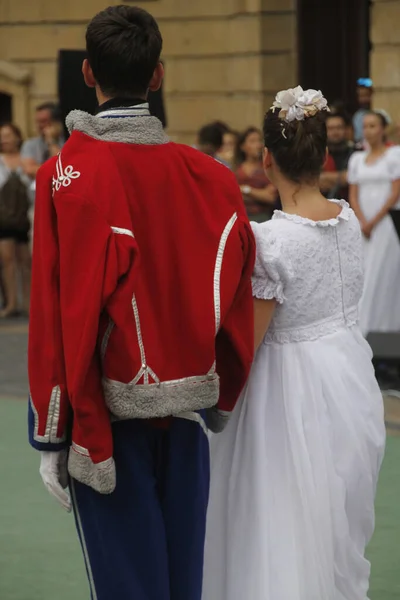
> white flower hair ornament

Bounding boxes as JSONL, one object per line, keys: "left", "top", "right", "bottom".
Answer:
{"left": 271, "top": 86, "right": 330, "bottom": 138}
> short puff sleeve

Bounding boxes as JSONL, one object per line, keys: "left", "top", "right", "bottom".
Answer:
{"left": 251, "top": 222, "right": 289, "bottom": 304}
{"left": 347, "top": 151, "right": 362, "bottom": 185}
{"left": 387, "top": 146, "right": 400, "bottom": 181}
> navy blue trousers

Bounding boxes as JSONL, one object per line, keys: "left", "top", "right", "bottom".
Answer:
{"left": 70, "top": 415, "right": 210, "bottom": 600}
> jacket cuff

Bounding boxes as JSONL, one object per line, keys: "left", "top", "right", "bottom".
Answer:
{"left": 205, "top": 406, "right": 231, "bottom": 433}
{"left": 28, "top": 399, "right": 69, "bottom": 451}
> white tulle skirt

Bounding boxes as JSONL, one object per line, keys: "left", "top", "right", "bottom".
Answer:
{"left": 360, "top": 213, "right": 400, "bottom": 335}
{"left": 202, "top": 326, "right": 385, "bottom": 600}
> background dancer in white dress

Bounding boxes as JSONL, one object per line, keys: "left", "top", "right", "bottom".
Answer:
{"left": 202, "top": 87, "right": 386, "bottom": 600}
{"left": 348, "top": 111, "right": 400, "bottom": 335}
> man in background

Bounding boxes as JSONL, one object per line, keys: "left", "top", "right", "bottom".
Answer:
{"left": 352, "top": 78, "right": 373, "bottom": 145}
{"left": 320, "top": 112, "right": 354, "bottom": 201}
{"left": 21, "top": 102, "right": 65, "bottom": 179}
{"left": 196, "top": 122, "right": 231, "bottom": 168}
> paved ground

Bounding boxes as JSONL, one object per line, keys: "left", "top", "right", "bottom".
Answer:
{"left": 0, "top": 318, "right": 28, "bottom": 399}
{"left": 3, "top": 317, "right": 400, "bottom": 427}
{"left": 1, "top": 319, "right": 400, "bottom": 599}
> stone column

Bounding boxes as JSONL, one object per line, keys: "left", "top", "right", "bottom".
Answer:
{"left": 371, "top": 0, "right": 400, "bottom": 123}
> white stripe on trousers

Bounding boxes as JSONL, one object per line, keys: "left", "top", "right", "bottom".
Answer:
{"left": 70, "top": 479, "right": 98, "bottom": 600}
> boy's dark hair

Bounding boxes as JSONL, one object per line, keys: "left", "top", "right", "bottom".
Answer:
{"left": 86, "top": 5, "right": 163, "bottom": 98}
{"left": 198, "top": 123, "right": 224, "bottom": 152}
{"left": 263, "top": 109, "right": 327, "bottom": 184}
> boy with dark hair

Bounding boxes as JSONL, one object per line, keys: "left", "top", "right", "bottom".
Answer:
{"left": 28, "top": 5, "right": 255, "bottom": 600}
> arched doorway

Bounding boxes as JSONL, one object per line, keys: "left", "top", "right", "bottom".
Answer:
{"left": 0, "top": 92, "right": 12, "bottom": 124}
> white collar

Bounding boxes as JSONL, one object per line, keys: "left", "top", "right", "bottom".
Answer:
{"left": 96, "top": 103, "right": 150, "bottom": 119}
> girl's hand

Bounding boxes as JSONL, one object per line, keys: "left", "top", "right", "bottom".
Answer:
{"left": 362, "top": 220, "right": 374, "bottom": 239}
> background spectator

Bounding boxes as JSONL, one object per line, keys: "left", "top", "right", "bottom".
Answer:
{"left": 235, "top": 127, "right": 277, "bottom": 222}
{"left": 0, "top": 123, "right": 31, "bottom": 318}
{"left": 208, "top": 120, "right": 239, "bottom": 168}
{"left": 353, "top": 78, "right": 374, "bottom": 144}
{"left": 320, "top": 112, "right": 354, "bottom": 200}
{"left": 196, "top": 122, "right": 231, "bottom": 168}
{"left": 196, "top": 123, "right": 223, "bottom": 158}
{"left": 217, "top": 128, "right": 239, "bottom": 169}
{"left": 21, "top": 102, "right": 65, "bottom": 180}
{"left": 330, "top": 100, "right": 355, "bottom": 141}
{"left": 348, "top": 110, "right": 400, "bottom": 338}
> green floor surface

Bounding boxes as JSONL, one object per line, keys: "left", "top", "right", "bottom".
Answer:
{"left": 0, "top": 399, "right": 399, "bottom": 599}
{"left": 0, "top": 399, "right": 87, "bottom": 600}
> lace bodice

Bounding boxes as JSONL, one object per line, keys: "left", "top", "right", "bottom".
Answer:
{"left": 251, "top": 200, "right": 363, "bottom": 343}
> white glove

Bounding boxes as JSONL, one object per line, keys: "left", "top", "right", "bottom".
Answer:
{"left": 39, "top": 450, "right": 71, "bottom": 512}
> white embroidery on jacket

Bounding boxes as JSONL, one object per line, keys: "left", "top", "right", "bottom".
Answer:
{"left": 111, "top": 227, "right": 134, "bottom": 238}
{"left": 214, "top": 213, "right": 238, "bottom": 334}
{"left": 52, "top": 153, "right": 80, "bottom": 196}
{"left": 70, "top": 479, "right": 99, "bottom": 598}
{"left": 131, "top": 294, "right": 160, "bottom": 385}
{"left": 30, "top": 386, "right": 66, "bottom": 444}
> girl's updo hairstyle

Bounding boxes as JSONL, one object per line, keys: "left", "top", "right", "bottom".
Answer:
{"left": 263, "top": 87, "right": 329, "bottom": 184}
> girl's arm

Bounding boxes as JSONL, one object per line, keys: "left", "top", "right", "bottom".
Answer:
{"left": 370, "top": 179, "right": 400, "bottom": 227}
{"left": 349, "top": 184, "right": 367, "bottom": 227}
{"left": 254, "top": 298, "right": 276, "bottom": 351}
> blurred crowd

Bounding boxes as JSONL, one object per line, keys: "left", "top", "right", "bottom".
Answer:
{"left": 0, "top": 77, "right": 399, "bottom": 355}
{"left": 0, "top": 103, "right": 64, "bottom": 318}
{"left": 195, "top": 78, "right": 398, "bottom": 219}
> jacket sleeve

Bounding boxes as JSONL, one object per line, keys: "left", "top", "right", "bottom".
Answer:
{"left": 207, "top": 215, "right": 256, "bottom": 433}
{"left": 58, "top": 192, "right": 138, "bottom": 463}
{"left": 28, "top": 161, "right": 70, "bottom": 450}
{"left": 28, "top": 186, "right": 138, "bottom": 454}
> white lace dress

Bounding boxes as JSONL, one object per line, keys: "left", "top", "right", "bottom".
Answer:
{"left": 348, "top": 147, "right": 400, "bottom": 334}
{"left": 202, "top": 200, "right": 385, "bottom": 600}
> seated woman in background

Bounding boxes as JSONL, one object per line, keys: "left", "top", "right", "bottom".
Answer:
{"left": 0, "top": 123, "right": 31, "bottom": 318}
{"left": 235, "top": 127, "right": 277, "bottom": 222}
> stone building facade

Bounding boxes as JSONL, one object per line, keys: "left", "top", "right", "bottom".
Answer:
{"left": 371, "top": 0, "right": 400, "bottom": 122}
{"left": 0, "top": 0, "right": 397, "bottom": 142}
{"left": 0, "top": 0, "right": 296, "bottom": 141}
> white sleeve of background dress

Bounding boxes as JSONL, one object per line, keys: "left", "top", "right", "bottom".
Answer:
{"left": 387, "top": 146, "right": 400, "bottom": 181}
{"left": 347, "top": 152, "right": 360, "bottom": 185}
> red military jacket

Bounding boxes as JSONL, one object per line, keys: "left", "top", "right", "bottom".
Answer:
{"left": 28, "top": 104, "right": 255, "bottom": 493}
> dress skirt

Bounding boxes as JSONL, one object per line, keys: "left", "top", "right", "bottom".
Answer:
{"left": 359, "top": 213, "right": 400, "bottom": 334}
{"left": 202, "top": 326, "right": 385, "bottom": 600}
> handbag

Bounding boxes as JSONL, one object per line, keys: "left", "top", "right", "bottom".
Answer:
{"left": 0, "top": 171, "right": 30, "bottom": 232}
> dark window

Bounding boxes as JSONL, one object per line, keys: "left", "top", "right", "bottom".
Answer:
{"left": 0, "top": 93, "right": 12, "bottom": 125}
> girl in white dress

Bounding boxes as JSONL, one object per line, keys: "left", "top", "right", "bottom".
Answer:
{"left": 202, "top": 87, "right": 385, "bottom": 600}
{"left": 348, "top": 112, "right": 400, "bottom": 335}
